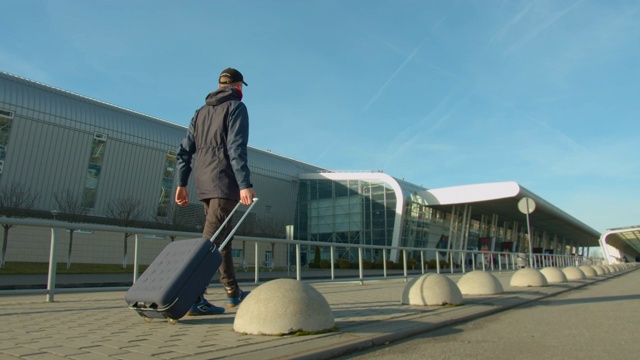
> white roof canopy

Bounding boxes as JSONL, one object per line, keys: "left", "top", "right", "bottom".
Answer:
{"left": 424, "top": 181, "right": 600, "bottom": 247}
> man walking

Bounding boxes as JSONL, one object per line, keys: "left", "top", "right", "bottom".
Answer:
{"left": 175, "top": 67, "right": 257, "bottom": 315}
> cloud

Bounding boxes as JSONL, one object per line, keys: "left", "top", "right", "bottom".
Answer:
{"left": 358, "top": 18, "right": 445, "bottom": 116}
{"left": 359, "top": 44, "right": 423, "bottom": 116}
{"left": 499, "top": 0, "right": 586, "bottom": 56}
{"left": 491, "top": 1, "right": 535, "bottom": 44}
{"left": 503, "top": 108, "right": 640, "bottom": 182}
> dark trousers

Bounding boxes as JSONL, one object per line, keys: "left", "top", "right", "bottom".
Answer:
{"left": 202, "top": 198, "right": 238, "bottom": 291}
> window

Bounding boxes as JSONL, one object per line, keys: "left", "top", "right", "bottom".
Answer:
{"left": 0, "top": 109, "right": 14, "bottom": 119}
{"left": 157, "top": 150, "right": 177, "bottom": 217}
{"left": 82, "top": 133, "right": 107, "bottom": 208}
{"left": 232, "top": 249, "right": 243, "bottom": 258}
{"left": 0, "top": 108, "right": 14, "bottom": 162}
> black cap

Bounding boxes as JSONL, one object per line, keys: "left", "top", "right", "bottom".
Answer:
{"left": 219, "top": 67, "right": 248, "bottom": 86}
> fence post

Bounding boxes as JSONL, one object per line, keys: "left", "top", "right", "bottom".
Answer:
{"left": 254, "top": 242, "right": 259, "bottom": 283}
{"left": 462, "top": 251, "right": 467, "bottom": 274}
{"left": 383, "top": 250, "right": 387, "bottom": 278}
{"left": 330, "top": 246, "right": 335, "bottom": 280}
{"left": 133, "top": 234, "right": 140, "bottom": 283}
{"left": 471, "top": 251, "right": 476, "bottom": 271}
{"left": 295, "top": 243, "right": 301, "bottom": 281}
{"left": 358, "top": 247, "right": 364, "bottom": 285}
{"left": 403, "top": 249, "right": 408, "bottom": 282}
{"left": 46, "top": 227, "right": 58, "bottom": 303}
{"left": 449, "top": 252, "right": 454, "bottom": 274}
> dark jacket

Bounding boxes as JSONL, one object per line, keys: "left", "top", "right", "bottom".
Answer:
{"left": 176, "top": 86, "right": 252, "bottom": 201}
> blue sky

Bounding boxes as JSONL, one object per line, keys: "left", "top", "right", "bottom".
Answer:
{"left": 1, "top": 0, "right": 639, "bottom": 234}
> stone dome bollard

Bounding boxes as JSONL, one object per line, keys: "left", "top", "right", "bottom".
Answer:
{"left": 591, "top": 265, "right": 606, "bottom": 275}
{"left": 510, "top": 268, "right": 548, "bottom": 287}
{"left": 562, "top": 266, "right": 586, "bottom": 280}
{"left": 579, "top": 265, "right": 597, "bottom": 278}
{"left": 457, "top": 271, "right": 503, "bottom": 295}
{"left": 540, "top": 267, "right": 568, "bottom": 284}
{"left": 401, "top": 273, "right": 463, "bottom": 306}
{"left": 233, "top": 279, "right": 334, "bottom": 335}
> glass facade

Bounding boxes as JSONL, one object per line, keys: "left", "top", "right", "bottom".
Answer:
{"left": 295, "top": 178, "right": 397, "bottom": 261}
{"left": 398, "top": 184, "right": 439, "bottom": 260}
{"left": 294, "top": 176, "right": 441, "bottom": 262}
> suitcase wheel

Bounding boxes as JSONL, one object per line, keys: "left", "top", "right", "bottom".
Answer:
{"left": 167, "top": 318, "right": 178, "bottom": 325}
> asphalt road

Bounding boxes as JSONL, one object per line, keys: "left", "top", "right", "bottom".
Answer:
{"left": 337, "top": 270, "right": 640, "bottom": 360}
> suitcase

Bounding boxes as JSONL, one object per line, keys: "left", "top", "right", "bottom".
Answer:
{"left": 125, "top": 198, "right": 258, "bottom": 324}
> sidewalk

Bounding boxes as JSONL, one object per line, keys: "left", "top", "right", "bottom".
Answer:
{"left": 0, "top": 268, "right": 636, "bottom": 360}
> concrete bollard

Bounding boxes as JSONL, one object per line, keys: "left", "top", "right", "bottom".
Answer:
{"left": 233, "top": 278, "right": 334, "bottom": 335}
{"left": 510, "top": 268, "right": 548, "bottom": 287}
{"left": 540, "top": 267, "right": 568, "bottom": 284}
{"left": 457, "top": 271, "right": 503, "bottom": 295}
{"left": 401, "top": 273, "right": 463, "bottom": 306}
{"left": 579, "top": 265, "right": 597, "bottom": 278}
{"left": 562, "top": 266, "right": 586, "bottom": 280}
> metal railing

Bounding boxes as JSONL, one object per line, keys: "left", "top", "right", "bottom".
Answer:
{"left": 0, "top": 217, "right": 589, "bottom": 302}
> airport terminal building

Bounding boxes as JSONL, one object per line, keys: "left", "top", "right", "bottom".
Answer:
{"left": 0, "top": 71, "right": 603, "bottom": 268}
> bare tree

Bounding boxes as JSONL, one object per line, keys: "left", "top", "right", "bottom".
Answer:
{"left": 106, "top": 197, "right": 144, "bottom": 269}
{"left": 255, "top": 215, "right": 287, "bottom": 238}
{"left": 0, "top": 183, "right": 39, "bottom": 268}
{"left": 255, "top": 215, "right": 287, "bottom": 268}
{"left": 53, "top": 189, "right": 90, "bottom": 269}
{"left": 152, "top": 203, "right": 181, "bottom": 242}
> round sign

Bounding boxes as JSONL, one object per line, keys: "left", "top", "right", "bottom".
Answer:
{"left": 518, "top": 197, "right": 536, "bottom": 214}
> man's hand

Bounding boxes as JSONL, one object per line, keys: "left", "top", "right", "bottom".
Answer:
{"left": 240, "top": 188, "right": 256, "bottom": 205}
{"left": 175, "top": 186, "right": 189, "bottom": 206}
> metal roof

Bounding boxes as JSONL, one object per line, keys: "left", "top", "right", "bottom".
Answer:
{"left": 0, "top": 71, "right": 186, "bottom": 149}
{"left": 600, "top": 226, "right": 640, "bottom": 262}
{"left": 423, "top": 181, "right": 600, "bottom": 247}
{"left": 0, "top": 71, "right": 325, "bottom": 178}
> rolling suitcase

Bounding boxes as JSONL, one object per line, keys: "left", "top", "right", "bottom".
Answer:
{"left": 125, "top": 198, "right": 258, "bottom": 324}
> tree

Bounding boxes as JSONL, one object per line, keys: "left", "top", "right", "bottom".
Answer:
{"left": 53, "top": 189, "right": 90, "bottom": 269}
{"left": 254, "top": 215, "right": 287, "bottom": 268}
{"left": 106, "top": 197, "right": 144, "bottom": 269}
{"left": 152, "top": 203, "right": 181, "bottom": 242}
{"left": 0, "top": 183, "right": 39, "bottom": 268}
{"left": 255, "top": 215, "right": 287, "bottom": 238}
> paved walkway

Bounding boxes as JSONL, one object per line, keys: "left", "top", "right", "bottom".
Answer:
{"left": 0, "top": 268, "right": 636, "bottom": 359}
{"left": 337, "top": 267, "right": 640, "bottom": 360}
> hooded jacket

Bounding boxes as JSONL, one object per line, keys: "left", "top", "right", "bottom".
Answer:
{"left": 176, "top": 86, "right": 252, "bottom": 201}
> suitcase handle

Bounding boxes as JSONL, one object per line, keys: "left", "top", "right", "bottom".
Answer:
{"left": 209, "top": 198, "right": 259, "bottom": 250}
